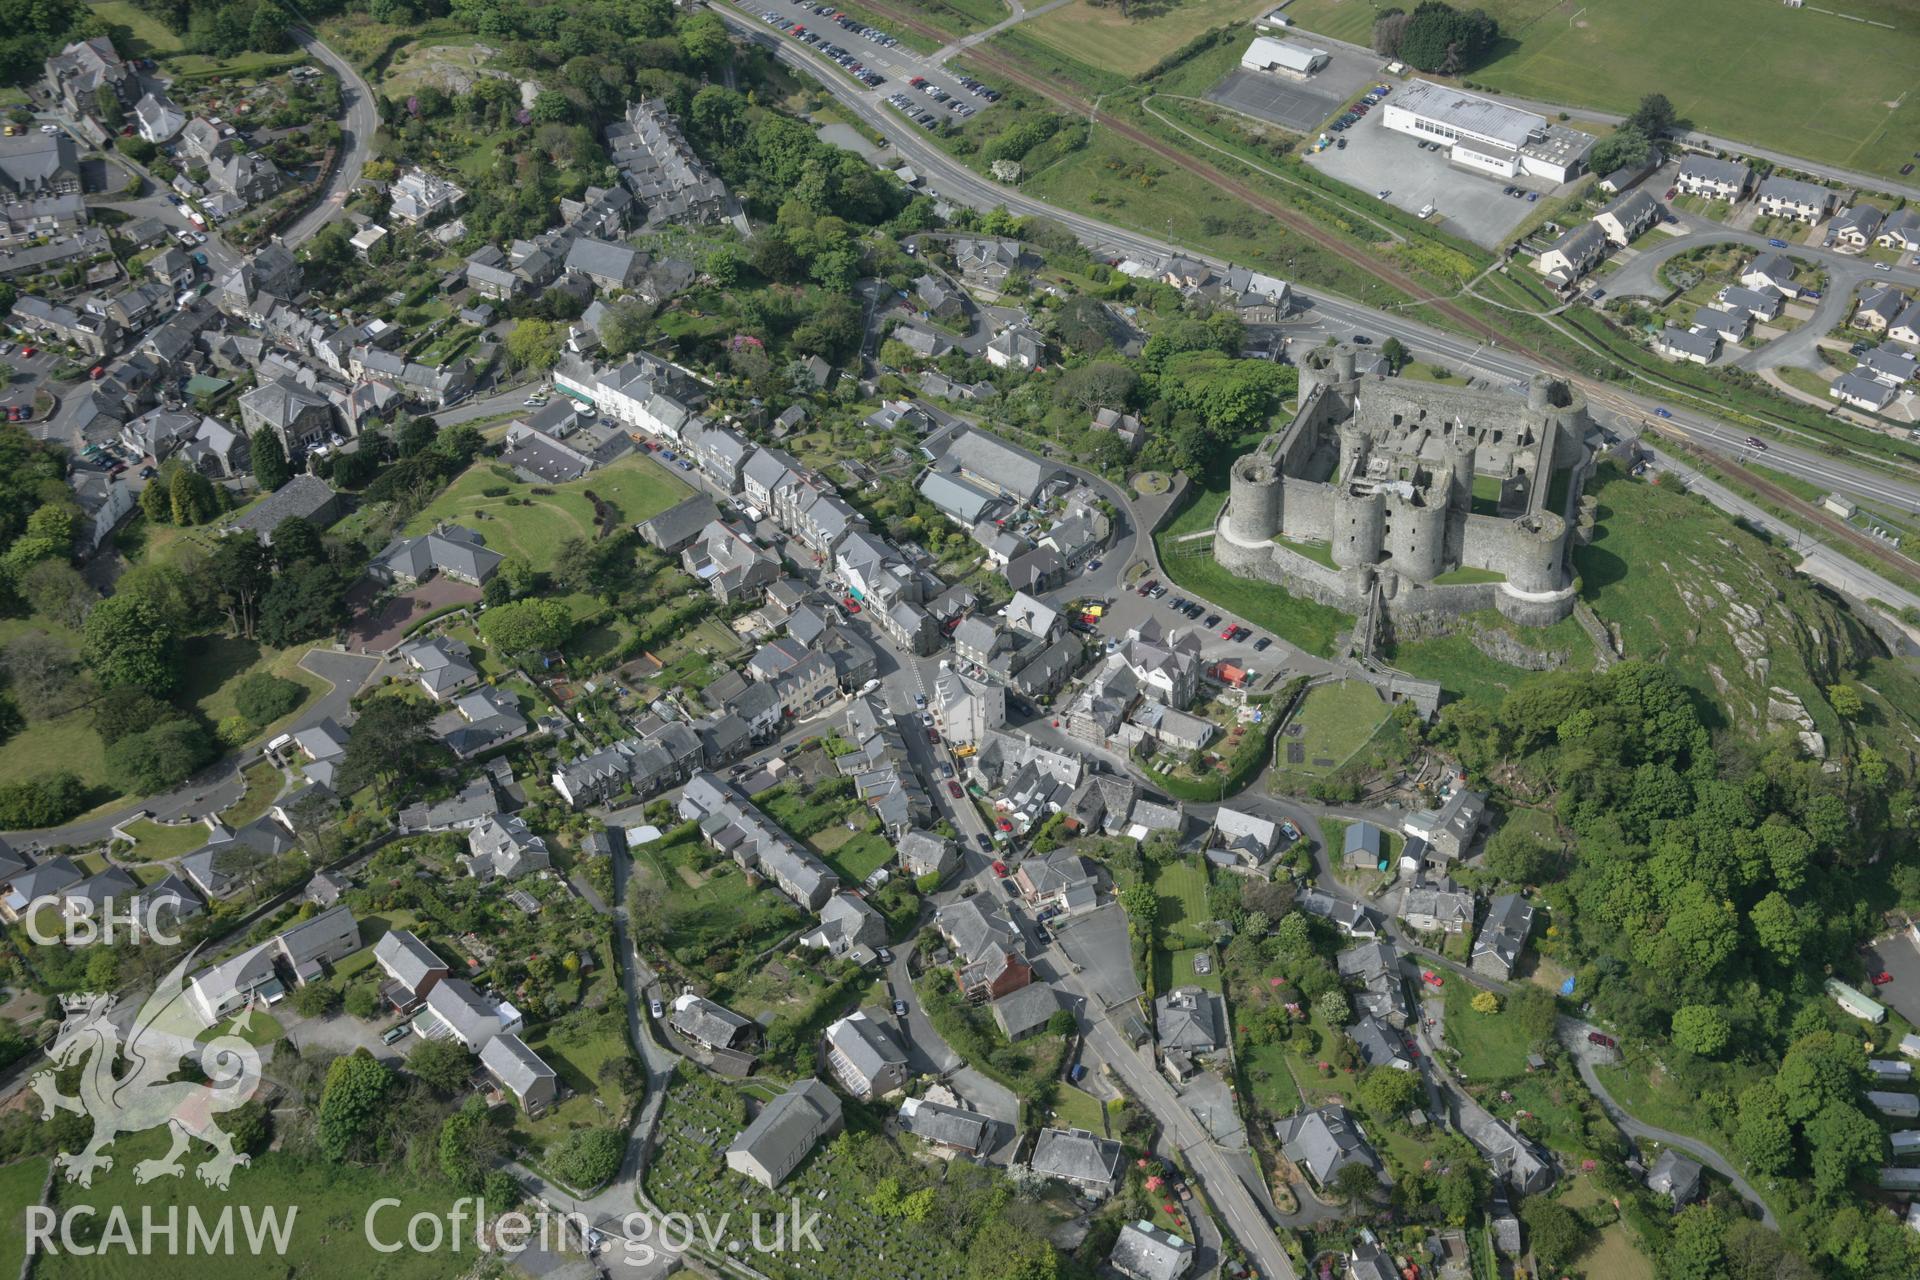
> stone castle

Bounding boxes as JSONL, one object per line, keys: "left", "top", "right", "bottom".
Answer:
{"left": 1213, "top": 344, "right": 1594, "bottom": 628}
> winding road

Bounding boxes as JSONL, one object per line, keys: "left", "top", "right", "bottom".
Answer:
{"left": 280, "top": 27, "right": 380, "bottom": 249}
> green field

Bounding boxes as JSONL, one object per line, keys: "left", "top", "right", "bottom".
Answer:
{"left": 1151, "top": 857, "right": 1213, "bottom": 949}
{"left": 1286, "top": 0, "right": 1920, "bottom": 180}
{"left": 1384, "top": 609, "right": 1594, "bottom": 709}
{"left": 0, "top": 708, "right": 110, "bottom": 802}
{"left": 0, "top": 1159, "right": 47, "bottom": 1278}
{"left": 90, "top": 0, "right": 187, "bottom": 55}
{"left": 120, "top": 817, "right": 213, "bottom": 861}
{"left": 33, "top": 1135, "right": 461, "bottom": 1280}
{"left": 403, "top": 454, "right": 692, "bottom": 568}
{"left": 181, "top": 637, "right": 324, "bottom": 736}
{"left": 1019, "top": 0, "right": 1275, "bottom": 77}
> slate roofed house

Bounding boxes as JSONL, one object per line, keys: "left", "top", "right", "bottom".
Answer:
{"left": 1893, "top": 302, "right": 1920, "bottom": 348}
{"left": 372, "top": 928, "right": 449, "bottom": 1012}
{"left": 1029, "top": 1128, "right": 1125, "bottom": 1197}
{"left": 1646, "top": 1149, "right": 1704, "bottom": 1207}
{"left": 1742, "top": 251, "right": 1801, "bottom": 297}
{"left": 0, "top": 857, "right": 83, "bottom": 923}
{"left": 986, "top": 324, "right": 1045, "bottom": 371}
{"left": 461, "top": 815, "right": 550, "bottom": 882}
{"left": 397, "top": 635, "right": 479, "bottom": 699}
{"left": 1343, "top": 821, "right": 1386, "bottom": 870}
{"left": 371, "top": 524, "right": 503, "bottom": 586}
{"left": 898, "top": 829, "right": 958, "bottom": 879}
{"left": 1855, "top": 286, "right": 1907, "bottom": 333}
{"left": 1829, "top": 203, "right": 1886, "bottom": 248}
{"left": 636, "top": 493, "right": 720, "bottom": 553}
{"left": 1831, "top": 370, "right": 1898, "bottom": 412}
{"left": 414, "top": 977, "right": 523, "bottom": 1051}
{"left": 481, "top": 1033, "right": 558, "bottom": 1113}
{"left": 388, "top": 168, "right": 465, "bottom": 225}
{"left": 1156, "top": 986, "right": 1225, "bottom": 1053}
{"left": 1402, "top": 789, "right": 1485, "bottom": 861}
{"left": 1717, "top": 283, "right": 1783, "bottom": 321}
{"left": 1692, "top": 305, "right": 1751, "bottom": 345}
{"left": 992, "top": 981, "right": 1064, "bottom": 1041}
{"left": 1109, "top": 1221, "right": 1196, "bottom": 1280}
{"left": 1593, "top": 189, "right": 1660, "bottom": 246}
{"left": 1277, "top": 1103, "right": 1380, "bottom": 1187}
{"left": 1472, "top": 892, "right": 1534, "bottom": 979}
{"left": 1536, "top": 220, "right": 1607, "bottom": 284}
{"left": 1297, "top": 887, "right": 1380, "bottom": 937}
{"left": 726, "top": 1077, "right": 844, "bottom": 1188}
{"left": 1654, "top": 325, "right": 1721, "bottom": 365}
{"left": 929, "top": 427, "right": 1063, "bottom": 504}
{"left": 134, "top": 92, "right": 186, "bottom": 144}
{"left": 1860, "top": 343, "right": 1918, "bottom": 385}
{"left": 681, "top": 520, "right": 778, "bottom": 604}
{"left": 670, "top": 991, "right": 753, "bottom": 1051}
{"left": 803, "top": 891, "right": 887, "bottom": 956}
{"left": 564, "top": 237, "right": 644, "bottom": 292}
{"left": 1211, "top": 806, "right": 1280, "bottom": 866}
{"left": 824, "top": 1010, "right": 909, "bottom": 1100}
{"left": 1349, "top": 1014, "right": 1415, "bottom": 1070}
{"left": 1878, "top": 208, "right": 1920, "bottom": 252}
{"left": 1675, "top": 154, "right": 1750, "bottom": 200}
{"left": 1754, "top": 174, "right": 1833, "bottom": 223}
{"left": 1399, "top": 875, "right": 1474, "bottom": 935}
{"left": 897, "top": 1095, "right": 990, "bottom": 1156}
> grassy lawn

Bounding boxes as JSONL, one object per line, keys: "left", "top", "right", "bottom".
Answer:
{"left": 402, "top": 454, "right": 691, "bottom": 569}
{"left": 518, "top": 1006, "right": 637, "bottom": 1151}
{"left": 1152, "top": 858, "right": 1213, "bottom": 949}
{"left": 1241, "top": 1040, "right": 1303, "bottom": 1116}
{"left": 0, "top": 709, "right": 111, "bottom": 802}
{"left": 1047, "top": 1084, "right": 1111, "bottom": 1134}
{"left": 180, "top": 637, "right": 326, "bottom": 739}
{"left": 1290, "top": 0, "right": 1920, "bottom": 182}
{"left": 1274, "top": 680, "right": 1388, "bottom": 778}
{"left": 1152, "top": 540, "right": 1350, "bottom": 659}
{"left": 162, "top": 50, "right": 308, "bottom": 80}
{"left": 1442, "top": 979, "right": 1534, "bottom": 1080}
{"left": 119, "top": 818, "right": 212, "bottom": 861}
{"left": 0, "top": 1158, "right": 46, "bottom": 1278}
{"left": 34, "top": 1133, "right": 459, "bottom": 1280}
{"left": 1158, "top": 945, "right": 1223, "bottom": 994}
{"left": 880, "top": 0, "right": 1010, "bottom": 38}
{"left": 1383, "top": 609, "right": 1593, "bottom": 710}
{"left": 1019, "top": 0, "right": 1276, "bottom": 77}
{"left": 90, "top": 0, "right": 187, "bottom": 55}
{"left": 817, "top": 830, "right": 894, "bottom": 885}
{"left": 219, "top": 760, "right": 284, "bottom": 829}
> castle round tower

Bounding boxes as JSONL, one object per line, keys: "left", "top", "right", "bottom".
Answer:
{"left": 1228, "top": 456, "right": 1282, "bottom": 543}
{"left": 1501, "top": 512, "right": 1569, "bottom": 593}
{"left": 1387, "top": 496, "right": 1447, "bottom": 582}
{"left": 1332, "top": 487, "right": 1384, "bottom": 570}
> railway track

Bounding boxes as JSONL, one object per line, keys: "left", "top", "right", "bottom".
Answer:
{"left": 780, "top": 0, "right": 1920, "bottom": 592}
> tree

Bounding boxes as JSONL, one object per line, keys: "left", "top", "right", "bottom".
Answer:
{"left": 547, "top": 1127, "right": 624, "bottom": 1190}
{"left": 1827, "top": 683, "right": 1865, "bottom": 720}
{"left": 83, "top": 595, "right": 177, "bottom": 695}
{"left": 234, "top": 672, "right": 305, "bottom": 726}
{"left": 597, "top": 297, "right": 654, "bottom": 357}
{"left": 438, "top": 1097, "right": 500, "bottom": 1191}
{"left": 336, "top": 696, "right": 438, "bottom": 802}
{"left": 288, "top": 981, "right": 340, "bottom": 1018}
{"left": 247, "top": 0, "right": 291, "bottom": 52}
{"left": 225, "top": 1100, "right": 271, "bottom": 1157}
{"left": 91, "top": 686, "right": 177, "bottom": 745}
{"left": 1316, "top": 987, "right": 1348, "bottom": 1026}
{"left": 19, "top": 559, "right": 96, "bottom": 630}
{"left": 1485, "top": 821, "right": 1556, "bottom": 884}
{"left": 168, "top": 467, "right": 218, "bottom": 526}
{"left": 1358, "top": 1065, "right": 1420, "bottom": 1118}
{"left": 1587, "top": 126, "right": 1654, "bottom": 180}
{"left": 208, "top": 534, "right": 275, "bottom": 640}
{"left": 1047, "top": 1008, "right": 1077, "bottom": 1038}
{"left": 505, "top": 318, "right": 561, "bottom": 371}
{"left": 1521, "top": 1195, "right": 1592, "bottom": 1271}
{"left": 105, "top": 719, "right": 213, "bottom": 794}
{"left": 270, "top": 516, "right": 324, "bottom": 569}
{"left": 1672, "top": 1004, "right": 1731, "bottom": 1058}
{"left": 1734, "top": 1082, "right": 1795, "bottom": 1175}
{"left": 316, "top": 1050, "right": 394, "bottom": 1162}
{"left": 140, "top": 479, "right": 172, "bottom": 523}
{"left": 1332, "top": 1159, "right": 1380, "bottom": 1208}
{"left": 679, "top": 11, "right": 731, "bottom": 64}
{"left": 395, "top": 414, "right": 438, "bottom": 457}
{"left": 1775, "top": 1031, "right": 1868, "bottom": 1124}
{"left": 477, "top": 598, "right": 573, "bottom": 657}
{"left": 1664, "top": 1205, "right": 1728, "bottom": 1280}
{"left": 1379, "top": 336, "right": 1407, "bottom": 373}
{"left": 1118, "top": 883, "right": 1158, "bottom": 936}
{"left": 343, "top": 985, "right": 378, "bottom": 1019}
{"left": 250, "top": 426, "right": 289, "bottom": 491}
{"left": 1805, "top": 1100, "right": 1882, "bottom": 1198}
{"left": 258, "top": 560, "right": 350, "bottom": 648}
{"left": 407, "top": 1037, "right": 474, "bottom": 1095}
{"left": 0, "top": 631, "right": 84, "bottom": 720}
{"left": 1471, "top": 989, "right": 1500, "bottom": 1015}
{"left": 1626, "top": 92, "right": 1677, "bottom": 137}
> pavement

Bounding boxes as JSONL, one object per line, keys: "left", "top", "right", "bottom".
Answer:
{"left": 279, "top": 28, "right": 379, "bottom": 249}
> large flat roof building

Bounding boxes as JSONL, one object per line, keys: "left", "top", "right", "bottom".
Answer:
{"left": 1381, "top": 80, "right": 1594, "bottom": 183}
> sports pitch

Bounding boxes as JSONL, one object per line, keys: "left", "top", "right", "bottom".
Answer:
{"left": 1282, "top": 0, "right": 1920, "bottom": 182}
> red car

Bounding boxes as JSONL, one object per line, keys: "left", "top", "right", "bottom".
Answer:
{"left": 991, "top": 860, "right": 1009, "bottom": 876}
{"left": 1664, "top": 187, "right": 1677, "bottom": 200}
{"left": 1588, "top": 1031, "right": 1618, "bottom": 1050}
{"left": 1220, "top": 625, "right": 1236, "bottom": 640}
{"left": 1875, "top": 971, "right": 1895, "bottom": 985}
{"left": 842, "top": 596, "right": 861, "bottom": 614}
{"left": 926, "top": 727, "right": 940, "bottom": 744}
{"left": 1421, "top": 970, "right": 1443, "bottom": 988}
{"left": 946, "top": 780, "right": 963, "bottom": 799}
{"left": 19, "top": 347, "right": 34, "bottom": 358}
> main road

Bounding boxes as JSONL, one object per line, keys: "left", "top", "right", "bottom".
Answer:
{"left": 709, "top": 2, "right": 1920, "bottom": 522}
{"left": 281, "top": 26, "right": 380, "bottom": 248}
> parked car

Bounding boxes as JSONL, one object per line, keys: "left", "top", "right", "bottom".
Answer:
{"left": 1767, "top": 238, "right": 1788, "bottom": 248}
{"left": 381, "top": 1024, "right": 411, "bottom": 1045}
{"left": 1588, "top": 1031, "right": 1617, "bottom": 1049}
{"left": 976, "top": 833, "right": 993, "bottom": 852}
{"left": 876, "top": 947, "right": 892, "bottom": 963}
{"left": 893, "top": 999, "right": 909, "bottom": 1018}
{"left": 1254, "top": 636, "right": 1272, "bottom": 651}
{"left": 992, "top": 860, "right": 1009, "bottom": 877}
{"left": 1875, "top": 971, "right": 1895, "bottom": 985}
{"left": 1421, "top": 970, "right": 1444, "bottom": 988}
{"left": 1069, "top": 1064, "right": 1087, "bottom": 1083}
{"left": 649, "top": 998, "right": 665, "bottom": 1018}
{"left": 947, "top": 780, "right": 964, "bottom": 799}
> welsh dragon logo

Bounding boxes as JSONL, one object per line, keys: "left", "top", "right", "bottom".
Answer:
{"left": 30, "top": 951, "right": 264, "bottom": 1189}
